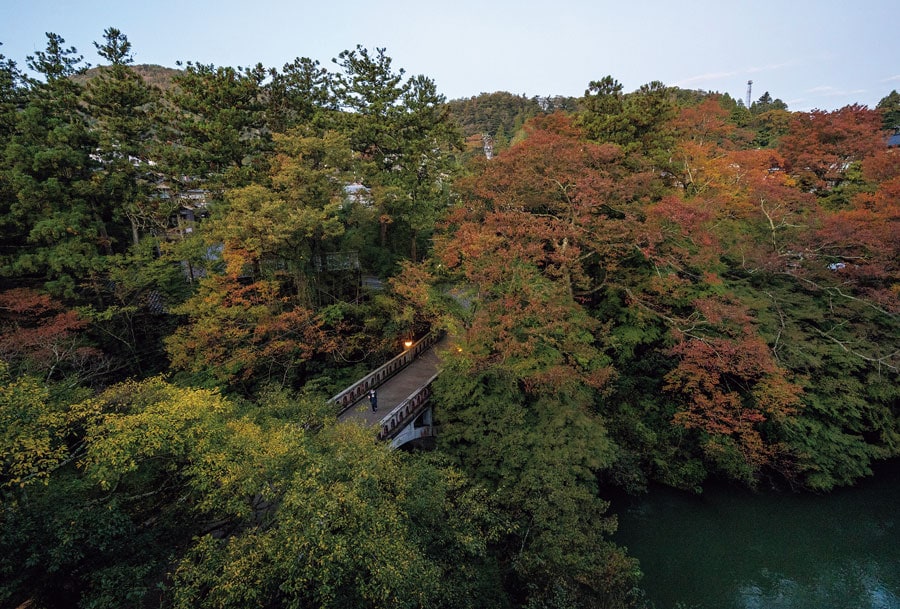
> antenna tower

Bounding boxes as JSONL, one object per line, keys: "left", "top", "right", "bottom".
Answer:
{"left": 746, "top": 80, "right": 753, "bottom": 108}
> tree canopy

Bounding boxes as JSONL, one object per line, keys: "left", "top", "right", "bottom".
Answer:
{"left": 0, "top": 27, "right": 897, "bottom": 609}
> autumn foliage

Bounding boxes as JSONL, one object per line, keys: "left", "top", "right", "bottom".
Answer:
{"left": 436, "top": 103, "right": 897, "bottom": 491}
{"left": 0, "top": 288, "right": 102, "bottom": 381}
{"left": 2, "top": 32, "right": 900, "bottom": 608}
{"left": 165, "top": 272, "right": 337, "bottom": 388}
{"left": 663, "top": 298, "right": 803, "bottom": 479}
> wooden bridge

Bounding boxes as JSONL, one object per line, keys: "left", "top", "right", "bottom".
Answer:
{"left": 331, "top": 332, "right": 445, "bottom": 448}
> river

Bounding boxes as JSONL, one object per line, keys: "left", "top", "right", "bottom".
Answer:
{"left": 613, "top": 461, "right": 900, "bottom": 609}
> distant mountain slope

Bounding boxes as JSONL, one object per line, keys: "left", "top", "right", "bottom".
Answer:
{"left": 447, "top": 91, "right": 578, "bottom": 139}
{"left": 74, "top": 63, "right": 181, "bottom": 90}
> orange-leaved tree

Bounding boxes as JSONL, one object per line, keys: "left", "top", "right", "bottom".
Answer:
{"left": 663, "top": 295, "right": 803, "bottom": 482}
{"left": 165, "top": 249, "right": 337, "bottom": 392}
{"left": 813, "top": 150, "right": 900, "bottom": 312}
{"left": 435, "top": 113, "right": 652, "bottom": 392}
{"left": 0, "top": 288, "right": 105, "bottom": 384}
{"left": 778, "top": 104, "right": 885, "bottom": 192}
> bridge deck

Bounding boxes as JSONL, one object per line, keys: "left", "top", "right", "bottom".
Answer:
{"left": 337, "top": 336, "right": 446, "bottom": 427}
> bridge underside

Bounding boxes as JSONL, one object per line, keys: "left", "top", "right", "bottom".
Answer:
{"left": 386, "top": 405, "right": 437, "bottom": 449}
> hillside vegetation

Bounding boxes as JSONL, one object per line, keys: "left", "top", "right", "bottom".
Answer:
{"left": 1, "top": 28, "right": 898, "bottom": 609}
{"left": 74, "top": 63, "right": 181, "bottom": 90}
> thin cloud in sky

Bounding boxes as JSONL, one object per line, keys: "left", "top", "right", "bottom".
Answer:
{"left": 881, "top": 75, "right": 900, "bottom": 83}
{"left": 808, "top": 85, "right": 868, "bottom": 98}
{"left": 746, "top": 60, "right": 802, "bottom": 74}
{"left": 675, "top": 60, "right": 798, "bottom": 89}
{"left": 673, "top": 72, "right": 738, "bottom": 87}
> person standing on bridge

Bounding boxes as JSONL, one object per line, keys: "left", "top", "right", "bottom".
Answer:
{"left": 369, "top": 388, "right": 378, "bottom": 412}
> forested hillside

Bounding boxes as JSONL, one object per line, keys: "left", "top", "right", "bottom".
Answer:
{"left": 1, "top": 28, "right": 898, "bottom": 609}
{"left": 447, "top": 91, "right": 578, "bottom": 159}
{"left": 73, "top": 63, "right": 180, "bottom": 91}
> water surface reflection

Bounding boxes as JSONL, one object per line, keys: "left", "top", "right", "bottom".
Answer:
{"left": 614, "top": 462, "right": 900, "bottom": 608}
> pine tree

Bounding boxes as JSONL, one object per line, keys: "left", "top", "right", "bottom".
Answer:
{"left": 85, "top": 27, "right": 165, "bottom": 246}
{"left": 1, "top": 33, "right": 105, "bottom": 298}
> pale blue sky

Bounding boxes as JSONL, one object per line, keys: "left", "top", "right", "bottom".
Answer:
{"left": 2, "top": 0, "right": 898, "bottom": 111}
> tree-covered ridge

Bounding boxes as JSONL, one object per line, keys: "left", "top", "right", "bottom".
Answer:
{"left": 74, "top": 63, "right": 181, "bottom": 91}
{"left": 449, "top": 91, "right": 578, "bottom": 130}
{"left": 1, "top": 28, "right": 899, "bottom": 609}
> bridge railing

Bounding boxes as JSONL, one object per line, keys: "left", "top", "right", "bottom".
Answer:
{"left": 330, "top": 330, "right": 442, "bottom": 416}
{"left": 377, "top": 372, "right": 440, "bottom": 441}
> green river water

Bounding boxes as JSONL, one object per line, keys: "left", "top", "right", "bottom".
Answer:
{"left": 613, "top": 461, "right": 900, "bottom": 609}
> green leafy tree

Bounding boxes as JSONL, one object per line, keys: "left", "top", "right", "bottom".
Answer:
{"left": 749, "top": 91, "right": 788, "bottom": 115}
{"left": 578, "top": 75, "right": 629, "bottom": 144}
{"left": 332, "top": 45, "right": 413, "bottom": 261}
{"left": 75, "top": 28, "right": 184, "bottom": 377}
{"left": 0, "top": 373, "right": 502, "bottom": 608}
{"left": 624, "top": 80, "right": 677, "bottom": 162}
{"left": 1, "top": 33, "right": 107, "bottom": 298}
{"left": 0, "top": 45, "right": 26, "bottom": 273}
{"left": 1, "top": 378, "right": 316, "bottom": 608}
{"left": 265, "top": 56, "right": 336, "bottom": 133}
{"left": 0, "top": 361, "right": 65, "bottom": 489}
{"left": 81, "top": 240, "right": 191, "bottom": 377}
{"left": 332, "top": 45, "right": 406, "bottom": 152}
{"left": 392, "top": 73, "right": 461, "bottom": 261}
{"left": 0, "top": 42, "right": 23, "bottom": 139}
{"left": 433, "top": 113, "right": 642, "bottom": 607}
{"left": 84, "top": 27, "right": 167, "bottom": 246}
{"left": 446, "top": 91, "right": 544, "bottom": 139}
{"left": 750, "top": 107, "right": 792, "bottom": 148}
{"left": 206, "top": 128, "right": 351, "bottom": 288}
{"left": 876, "top": 89, "right": 900, "bottom": 132}
{"left": 772, "top": 295, "right": 899, "bottom": 490}
{"left": 435, "top": 362, "right": 639, "bottom": 608}
{"left": 174, "top": 422, "right": 504, "bottom": 609}
{"left": 332, "top": 46, "right": 461, "bottom": 263}
{"left": 579, "top": 76, "right": 676, "bottom": 173}
{"left": 0, "top": 378, "right": 243, "bottom": 608}
{"left": 157, "top": 61, "right": 269, "bottom": 191}
{"left": 163, "top": 126, "right": 362, "bottom": 390}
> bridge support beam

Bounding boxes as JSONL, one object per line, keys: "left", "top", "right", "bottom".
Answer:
{"left": 389, "top": 406, "right": 437, "bottom": 449}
